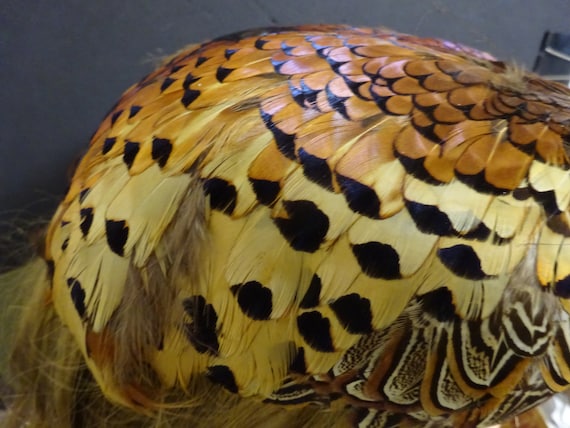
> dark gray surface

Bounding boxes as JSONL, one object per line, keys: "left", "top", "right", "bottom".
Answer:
{"left": 1, "top": 0, "right": 569, "bottom": 251}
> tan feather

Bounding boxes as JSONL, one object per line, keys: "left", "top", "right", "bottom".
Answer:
{"left": 6, "top": 25, "right": 570, "bottom": 428}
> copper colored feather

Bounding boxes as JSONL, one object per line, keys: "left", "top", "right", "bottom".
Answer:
{"left": 35, "top": 25, "right": 570, "bottom": 426}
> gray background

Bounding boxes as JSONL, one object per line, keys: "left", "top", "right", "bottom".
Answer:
{"left": 2, "top": 0, "right": 570, "bottom": 264}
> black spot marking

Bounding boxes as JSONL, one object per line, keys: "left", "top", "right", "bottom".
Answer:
{"left": 68, "top": 278, "right": 86, "bottom": 318}
{"left": 289, "top": 79, "right": 319, "bottom": 108}
{"left": 181, "top": 89, "right": 201, "bottom": 107}
{"left": 102, "top": 137, "right": 116, "bottom": 154}
{"left": 417, "top": 288, "right": 457, "bottom": 322}
{"left": 406, "top": 199, "right": 489, "bottom": 241}
{"left": 289, "top": 347, "right": 307, "bottom": 373}
{"left": 195, "top": 56, "right": 208, "bottom": 67}
{"left": 79, "top": 188, "right": 90, "bottom": 203}
{"left": 105, "top": 220, "right": 129, "bottom": 256}
{"left": 297, "top": 311, "right": 334, "bottom": 352}
{"left": 280, "top": 42, "right": 296, "bottom": 56}
{"left": 547, "top": 214, "right": 570, "bottom": 236}
{"left": 183, "top": 73, "right": 199, "bottom": 88}
{"left": 207, "top": 365, "right": 238, "bottom": 393}
{"left": 123, "top": 141, "right": 140, "bottom": 169}
{"left": 530, "top": 188, "right": 562, "bottom": 216}
{"left": 325, "top": 84, "right": 349, "bottom": 119}
{"left": 515, "top": 141, "right": 539, "bottom": 157}
{"left": 467, "top": 223, "right": 494, "bottom": 242}
{"left": 160, "top": 77, "right": 176, "bottom": 92}
{"left": 456, "top": 171, "right": 510, "bottom": 195}
{"left": 255, "top": 38, "right": 268, "bottom": 49}
{"left": 437, "top": 245, "right": 487, "bottom": 280}
{"left": 341, "top": 75, "right": 366, "bottom": 96}
{"left": 370, "top": 89, "right": 395, "bottom": 113}
{"left": 413, "top": 117, "right": 443, "bottom": 144}
{"left": 216, "top": 66, "right": 234, "bottom": 82}
{"left": 203, "top": 178, "right": 237, "bottom": 215}
{"left": 181, "top": 74, "right": 201, "bottom": 107}
{"left": 129, "top": 105, "right": 142, "bottom": 118}
{"left": 555, "top": 276, "right": 570, "bottom": 298}
{"left": 110, "top": 110, "right": 123, "bottom": 125}
{"left": 61, "top": 238, "right": 69, "bottom": 251}
{"left": 320, "top": 48, "right": 345, "bottom": 72}
{"left": 271, "top": 57, "right": 288, "bottom": 74}
{"left": 352, "top": 242, "right": 401, "bottom": 279}
{"left": 224, "top": 48, "right": 238, "bottom": 59}
{"left": 512, "top": 187, "right": 531, "bottom": 201}
{"left": 309, "top": 36, "right": 332, "bottom": 53}
{"left": 260, "top": 110, "right": 296, "bottom": 160}
{"left": 273, "top": 200, "right": 329, "bottom": 252}
{"left": 299, "top": 274, "right": 321, "bottom": 309}
{"left": 249, "top": 178, "right": 280, "bottom": 206}
{"left": 329, "top": 293, "right": 373, "bottom": 334}
{"left": 337, "top": 175, "right": 380, "bottom": 219}
{"left": 397, "top": 154, "right": 444, "bottom": 185}
{"left": 79, "top": 208, "right": 94, "bottom": 237}
{"left": 151, "top": 137, "right": 172, "bottom": 168}
{"left": 406, "top": 200, "right": 453, "bottom": 236}
{"left": 298, "top": 148, "right": 333, "bottom": 190}
{"left": 183, "top": 295, "right": 219, "bottom": 354}
{"left": 230, "top": 281, "right": 273, "bottom": 320}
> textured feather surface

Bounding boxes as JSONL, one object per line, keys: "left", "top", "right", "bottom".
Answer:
{"left": 40, "top": 25, "right": 570, "bottom": 426}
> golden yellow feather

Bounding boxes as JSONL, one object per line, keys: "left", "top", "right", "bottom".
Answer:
{"left": 4, "top": 25, "right": 570, "bottom": 427}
